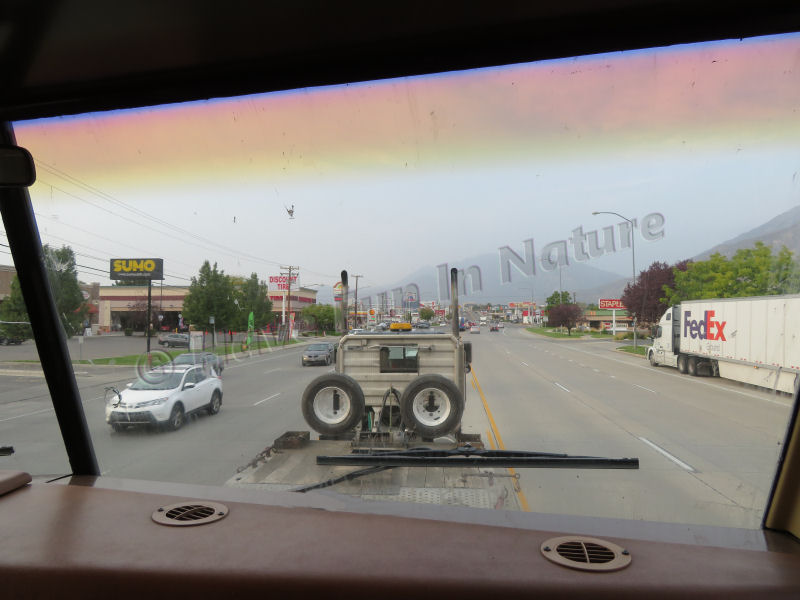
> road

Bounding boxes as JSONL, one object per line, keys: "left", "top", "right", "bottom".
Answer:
{"left": 0, "top": 326, "right": 792, "bottom": 529}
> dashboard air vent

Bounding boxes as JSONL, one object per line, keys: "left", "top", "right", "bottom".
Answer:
{"left": 541, "top": 536, "right": 631, "bottom": 572}
{"left": 152, "top": 501, "right": 229, "bottom": 526}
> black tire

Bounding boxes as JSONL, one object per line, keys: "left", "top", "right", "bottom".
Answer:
{"left": 166, "top": 403, "right": 185, "bottom": 431}
{"left": 301, "top": 373, "right": 365, "bottom": 435}
{"left": 207, "top": 390, "right": 222, "bottom": 415}
{"left": 400, "top": 375, "right": 464, "bottom": 438}
{"left": 687, "top": 356, "right": 698, "bottom": 376}
{"left": 648, "top": 351, "right": 657, "bottom": 367}
{"left": 677, "top": 354, "right": 688, "bottom": 374}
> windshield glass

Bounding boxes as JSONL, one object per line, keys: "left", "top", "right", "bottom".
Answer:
{"left": 130, "top": 372, "right": 184, "bottom": 390}
{"left": 3, "top": 32, "right": 798, "bottom": 530}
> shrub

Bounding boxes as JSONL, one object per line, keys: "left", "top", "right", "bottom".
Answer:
{"left": 124, "top": 328, "right": 133, "bottom": 336}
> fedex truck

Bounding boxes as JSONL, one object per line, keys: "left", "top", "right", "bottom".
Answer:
{"left": 647, "top": 295, "right": 800, "bottom": 394}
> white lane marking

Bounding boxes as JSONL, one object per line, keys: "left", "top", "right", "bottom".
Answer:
{"left": 638, "top": 436, "right": 696, "bottom": 472}
{"left": 253, "top": 392, "right": 281, "bottom": 406}
{"left": 554, "top": 382, "right": 570, "bottom": 393}
{"left": 633, "top": 384, "right": 656, "bottom": 394}
{"left": 0, "top": 407, "right": 53, "bottom": 422}
{"left": 521, "top": 361, "right": 529, "bottom": 367}
{"left": 264, "top": 368, "right": 281, "bottom": 374}
{"left": 593, "top": 369, "right": 600, "bottom": 373}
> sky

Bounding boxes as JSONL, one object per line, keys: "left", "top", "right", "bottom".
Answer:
{"left": 8, "top": 32, "right": 800, "bottom": 302}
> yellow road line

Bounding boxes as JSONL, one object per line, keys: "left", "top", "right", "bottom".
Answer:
{"left": 471, "top": 368, "right": 530, "bottom": 512}
{"left": 486, "top": 429, "right": 497, "bottom": 450}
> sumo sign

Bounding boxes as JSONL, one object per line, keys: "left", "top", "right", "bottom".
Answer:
{"left": 110, "top": 258, "right": 164, "bottom": 281}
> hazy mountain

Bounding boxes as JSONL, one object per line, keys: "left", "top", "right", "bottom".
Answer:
{"left": 320, "top": 205, "right": 800, "bottom": 307}
{"left": 692, "top": 205, "right": 800, "bottom": 261}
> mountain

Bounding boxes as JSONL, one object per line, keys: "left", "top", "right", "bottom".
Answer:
{"left": 319, "top": 205, "right": 800, "bottom": 308}
{"left": 693, "top": 205, "right": 800, "bottom": 260}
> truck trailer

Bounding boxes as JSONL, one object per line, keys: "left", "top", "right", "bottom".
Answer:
{"left": 647, "top": 295, "right": 800, "bottom": 394}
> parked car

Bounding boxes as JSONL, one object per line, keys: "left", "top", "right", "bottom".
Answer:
{"left": 302, "top": 342, "right": 336, "bottom": 366}
{"left": 105, "top": 364, "right": 223, "bottom": 432}
{"left": 470, "top": 325, "right": 480, "bottom": 334}
{"left": 490, "top": 323, "right": 499, "bottom": 332}
{"left": 0, "top": 335, "right": 23, "bottom": 345}
{"left": 158, "top": 333, "right": 190, "bottom": 348}
{"left": 173, "top": 351, "right": 224, "bottom": 374}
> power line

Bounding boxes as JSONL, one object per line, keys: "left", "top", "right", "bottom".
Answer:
{"left": 35, "top": 161, "right": 341, "bottom": 280}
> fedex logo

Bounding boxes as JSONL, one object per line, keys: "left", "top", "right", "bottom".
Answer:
{"left": 683, "top": 310, "right": 727, "bottom": 341}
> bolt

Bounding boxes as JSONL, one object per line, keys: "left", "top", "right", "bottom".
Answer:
{"left": 622, "top": 549, "right": 630, "bottom": 556}
{"left": 543, "top": 546, "right": 551, "bottom": 552}
{"left": 157, "top": 507, "right": 164, "bottom": 512}
{"left": 218, "top": 512, "right": 225, "bottom": 516}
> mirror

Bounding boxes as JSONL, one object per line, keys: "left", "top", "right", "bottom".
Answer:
{"left": 0, "top": 145, "right": 36, "bottom": 187}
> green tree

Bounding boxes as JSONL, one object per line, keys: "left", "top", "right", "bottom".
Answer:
{"left": 419, "top": 307, "right": 435, "bottom": 321}
{"left": 44, "top": 245, "right": 87, "bottom": 337}
{"left": 663, "top": 243, "right": 800, "bottom": 304}
{"left": 545, "top": 291, "right": 570, "bottom": 311}
{"left": 0, "top": 246, "right": 87, "bottom": 339}
{"left": 302, "top": 304, "right": 336, "bottom": 331}
{"left": 182, "top": 261, "right": 237, "bottom": 332}
{"left": 232, "top": 273, "right": 273, "bottom": 330}
{"left": 0, "top": 277, "right": 33, "bottom": 340}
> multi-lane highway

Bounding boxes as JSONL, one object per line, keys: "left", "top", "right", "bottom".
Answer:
{"left": 0, "top": 326, "right": 792, "bottom": 529}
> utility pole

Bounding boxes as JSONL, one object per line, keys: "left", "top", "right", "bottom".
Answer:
{"left": 351, "top": 274, "right": 362, "bottom": 328}
{"left": 280, "top": 265, "right": 299, "bottom": 344}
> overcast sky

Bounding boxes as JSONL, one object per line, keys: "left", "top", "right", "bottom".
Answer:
{"left": 8, "top": 33, "right": 800, "bottom": 300}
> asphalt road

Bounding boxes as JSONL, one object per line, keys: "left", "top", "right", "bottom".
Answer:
{"left": 0, "top": 325, "right": 792, "bottom": 529}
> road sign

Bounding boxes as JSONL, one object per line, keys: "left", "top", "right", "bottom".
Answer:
{"left": 599, "top": 298, "right": 626, "bottom": 310}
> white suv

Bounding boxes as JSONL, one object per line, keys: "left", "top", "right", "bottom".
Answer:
{"left": 105, "top": 365, "right": 223, "bottom": 432}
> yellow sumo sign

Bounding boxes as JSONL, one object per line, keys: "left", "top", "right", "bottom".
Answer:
{"left": 109, "top": 258, "right": 164, "bottom": 280}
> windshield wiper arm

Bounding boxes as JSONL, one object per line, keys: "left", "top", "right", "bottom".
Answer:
{"left": 317, "top": 446, "right": 638, "bottom": 469}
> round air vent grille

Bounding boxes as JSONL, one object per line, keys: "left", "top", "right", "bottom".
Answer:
{"left": 152, "top": 501, "right": 229, "bottom": 526}
{"left": 541, "top": 536, "right": 631, "bottom": 572}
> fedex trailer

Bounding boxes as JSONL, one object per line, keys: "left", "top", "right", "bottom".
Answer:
{"left": 647, "top": 295, "right": 800, "bottom": 394}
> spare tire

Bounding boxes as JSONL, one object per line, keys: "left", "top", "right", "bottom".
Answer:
{"left": 301, "top": 373, "right": 365, "bottom": 435}
{"left": 400, "top": 374, "right": 464, "bottom": 438}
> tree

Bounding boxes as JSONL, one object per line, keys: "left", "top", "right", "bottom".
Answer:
{"left": 232, "top": 273, "right": 273, "bottom": 330}
{"left": 545, "top": 291, "right": 570, "bottom": 311}
{"left": 419, "top": 307, "right": 435, "bottom": 321}
{"left": 548, "top": 303, "right": 583, "bottom": 335}
{"left": 43, "top": 245, "right": 86, "bottom": 337}
{"left": 0, "top": 277, "right": 32, "bottom": 340}
{"left": 302, "top": 304, "right": 336, "bottom": 331}
{"left": 182, "top": 261, "right": 237, "bottom": 331}
{"left": 662, "top": 243, "right": 800, "bottom": 304}
{"left": 621, "top": 260, "right": 689, "bottom": 324}
{"left": 0, "top": 245, "right": 87, "bottom": 339}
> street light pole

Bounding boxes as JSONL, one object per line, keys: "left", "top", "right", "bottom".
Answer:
{"left": 592, "top": 211, "right": 637, "bottom": 349}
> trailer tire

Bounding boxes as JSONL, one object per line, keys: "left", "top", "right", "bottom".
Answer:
{"left": 677, "top": 354, "right": 688, "bottom": 374}
{"left": 648, "top": 351, "right": 658, "bottom": 367}
{"left": 301, "top": 373, "right": 365, "bottom": 435}
{"left": 687, "top": 356, "right": 698, "bottom": 376}
{"left": 400, "top": 375, "right": 464, "bottom": 439}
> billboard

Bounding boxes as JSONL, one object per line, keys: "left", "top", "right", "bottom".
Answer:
{"left": 269, "top": 275, "right": 298, "bottom": 291}
{"left": 110, "top": 258, "right": 164, "bottom": 280}
{"left": 599, "top": 298, "right": 626, "bottom": 310}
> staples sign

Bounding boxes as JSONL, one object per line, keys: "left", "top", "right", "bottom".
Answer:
{"left": 110, "top": 258, "right": 164, "bottom": 281}
{"left": 599, "top": 298, "right": 626, "bottom": 310}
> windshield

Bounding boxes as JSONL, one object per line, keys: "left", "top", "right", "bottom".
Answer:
{"left": 2, "top": 32, "right": 798, "bottom": 529}
{"left": 129, "top": 372, "right": 184, "bottom": 390}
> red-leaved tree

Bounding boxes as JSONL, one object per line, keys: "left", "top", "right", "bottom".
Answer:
{"left": 621, "top": 260, "right": 689, "bottom": 325}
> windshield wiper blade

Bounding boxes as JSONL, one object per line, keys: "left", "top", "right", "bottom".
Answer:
{"left": 317, "top": 446, "right": 638, "bottom": 469}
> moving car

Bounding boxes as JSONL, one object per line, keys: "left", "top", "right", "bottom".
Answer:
{"left": 158, "top": 333, "right": 190, "bottom": 348}
{"left": 301, "top": 342, "right": 336, "bottom": 366}
{"left": 172, "top": 351, "right": 224, "bottom": 374}
{"left": 469, "top": 325, "right": 480, "bottom": 334}
{"left": 105, "top": 364, "right": 222, "bottom": 432}
{"left": 489, "top": 323, "right": 499, "bottom": 332}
